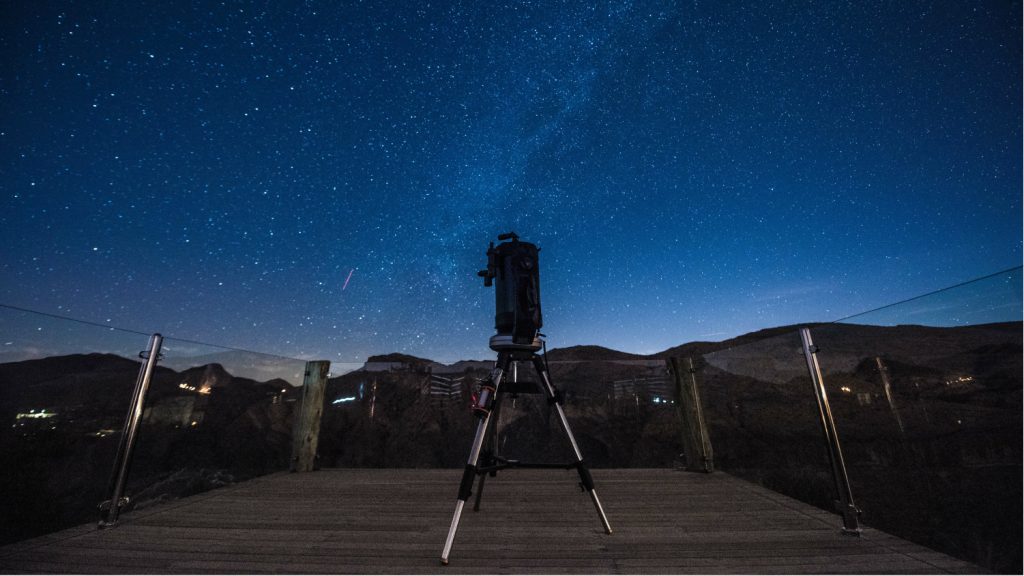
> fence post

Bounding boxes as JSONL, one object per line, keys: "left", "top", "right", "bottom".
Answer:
{"left": 668, "top": 356, "right": 714, "bottom": 473}
{"left": 799, "top": 327, "right": 861, "bottom": 535}
{"left": 291, "top": 360, "right": 330, "bottom": 472}
{"left": 98, "top": 333, "right": 163, "bottom": 528}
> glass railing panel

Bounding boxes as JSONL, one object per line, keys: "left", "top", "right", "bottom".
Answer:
{"left": 812, "top": 268, "right": 1022, "bottom": 572}
{"left": 834, "top": 267, "right": 1022, "bottom": 328}
{"left": 320, "top": 359, "right": 481, "bottom": 468}
{"left": 0, "top": 306, "right": 152, "bottom": 545}
{"left": 128, "top": 339, "right": 310, "bottom": 510}
{"left": 552, "top": 358, "right": 676, "bottom": 468}
{"left": 490, "top": 358, "right": 672, "bottom": 468}
{"left": 316, "top": 357, "right": 684, "bottom": 469}
{"left": 700, "top": 330, "right": 837, "bottom": 511}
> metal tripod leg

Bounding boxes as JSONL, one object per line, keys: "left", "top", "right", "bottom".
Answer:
{"left": 473, "top": 388, "right": 504, "bottom": 511}
{"left": 532, "top": 356, "right": 613, "bottom": 535}
{"left": 472, "top": 467, "right": 487, "bottom": 512}
{"left": 440, "top": 352, "right": 511, "bottom": 565}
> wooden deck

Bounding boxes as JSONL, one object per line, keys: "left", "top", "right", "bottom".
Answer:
{"left": 0, "top": 469, "right": 984, "bottom": 574}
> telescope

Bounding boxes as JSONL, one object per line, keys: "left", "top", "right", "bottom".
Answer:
{"left": 440, "top": 232, "right": 612, "bottom": 565}
{"left": 477, "top": 232, "right": 543, "bottom": 352}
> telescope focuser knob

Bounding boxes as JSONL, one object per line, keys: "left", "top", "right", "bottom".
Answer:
{"left": 477, "top": 269, "right": 492, "bottom": 286}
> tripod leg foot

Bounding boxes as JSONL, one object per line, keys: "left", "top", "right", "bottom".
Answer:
{"left": 440, "top": 499, "right": 465, "bottom": 565}
{"left": 575, "top": 462, "right": 612, "bottom": 534}
{"left": 588, "top": 489, "right": 613, "bottom": 535}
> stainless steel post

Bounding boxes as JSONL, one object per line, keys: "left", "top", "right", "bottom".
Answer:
{"left": 799, "top": 327, "right": 861, "bottom": 535}
{"left": 99, "top": 333, "right": 163, "bottom": 528}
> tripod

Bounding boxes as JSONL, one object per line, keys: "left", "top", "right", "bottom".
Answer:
{"left": 439, "top": 341, "right": 613, "bottom": 565}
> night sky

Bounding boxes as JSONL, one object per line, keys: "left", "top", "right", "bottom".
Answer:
{"left": 2, "top": 1, "right": 1021, "bottom": 364}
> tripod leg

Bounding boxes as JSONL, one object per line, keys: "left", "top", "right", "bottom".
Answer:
{"left": 532, "top": 356, "right": 613, "bottom": 535}
{"left": 473, "top": 388, "right": 503, "bottom": 511}
{"left": 472, "top": 470, "right": 487, "bottom": 512}
{"left": 440, "top": 353, "right": 511, "bottom": 565}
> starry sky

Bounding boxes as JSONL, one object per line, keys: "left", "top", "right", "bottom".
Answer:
{"left": 1, "top": 1, "right": 1021, "bottom": 364}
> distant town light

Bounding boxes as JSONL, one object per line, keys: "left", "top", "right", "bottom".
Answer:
{"left": 180, "top": 382, "right": 212, "bottom": 394}
{"left": 17, "top": 410, "right": 55, "bottom": 420}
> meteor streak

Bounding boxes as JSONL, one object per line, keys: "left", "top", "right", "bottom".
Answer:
{"left": 342, "top": 268, "right": 354, "bottom": 291}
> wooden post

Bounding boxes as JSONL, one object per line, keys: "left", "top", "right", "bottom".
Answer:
{"left": 291, "top": 360, "right": 330, "bottom": 472}
{"left": 668, "top": 356, "right": 714, "bottom": 473}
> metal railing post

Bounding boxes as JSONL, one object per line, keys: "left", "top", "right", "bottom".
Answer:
{"left": 99, "top": 333, "right": 163, "bottom": 528}
{"left": 799, "top": 327, "right": 861, "bottom": 535}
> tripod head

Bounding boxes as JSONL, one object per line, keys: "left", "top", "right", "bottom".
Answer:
{"left": 478, "top": 232, "right": 543, "bottom": 352}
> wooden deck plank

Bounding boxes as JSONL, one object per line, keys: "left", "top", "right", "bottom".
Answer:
{"left": 0, "top": 469, "right": 986, "bottom": 574}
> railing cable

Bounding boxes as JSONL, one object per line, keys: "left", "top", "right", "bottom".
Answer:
{"left": 829, "top": 265, "right": 1022, "bottom": 324}
{"left": 0, "top": 302, "right": 306, "bottom": 362}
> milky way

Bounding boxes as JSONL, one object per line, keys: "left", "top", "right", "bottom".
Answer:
{"left": 1, "top": 2, "right": 1020, "bottom": 363}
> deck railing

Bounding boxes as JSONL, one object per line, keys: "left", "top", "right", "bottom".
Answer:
{"left": 0, "top": 307, "right": 310, "bottom": 542}
{"left": 0, "top": 266, "right": 1020, "bottom": 571}
{"left": 696, "top": 267, "right": 1022, "bottom": 572}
